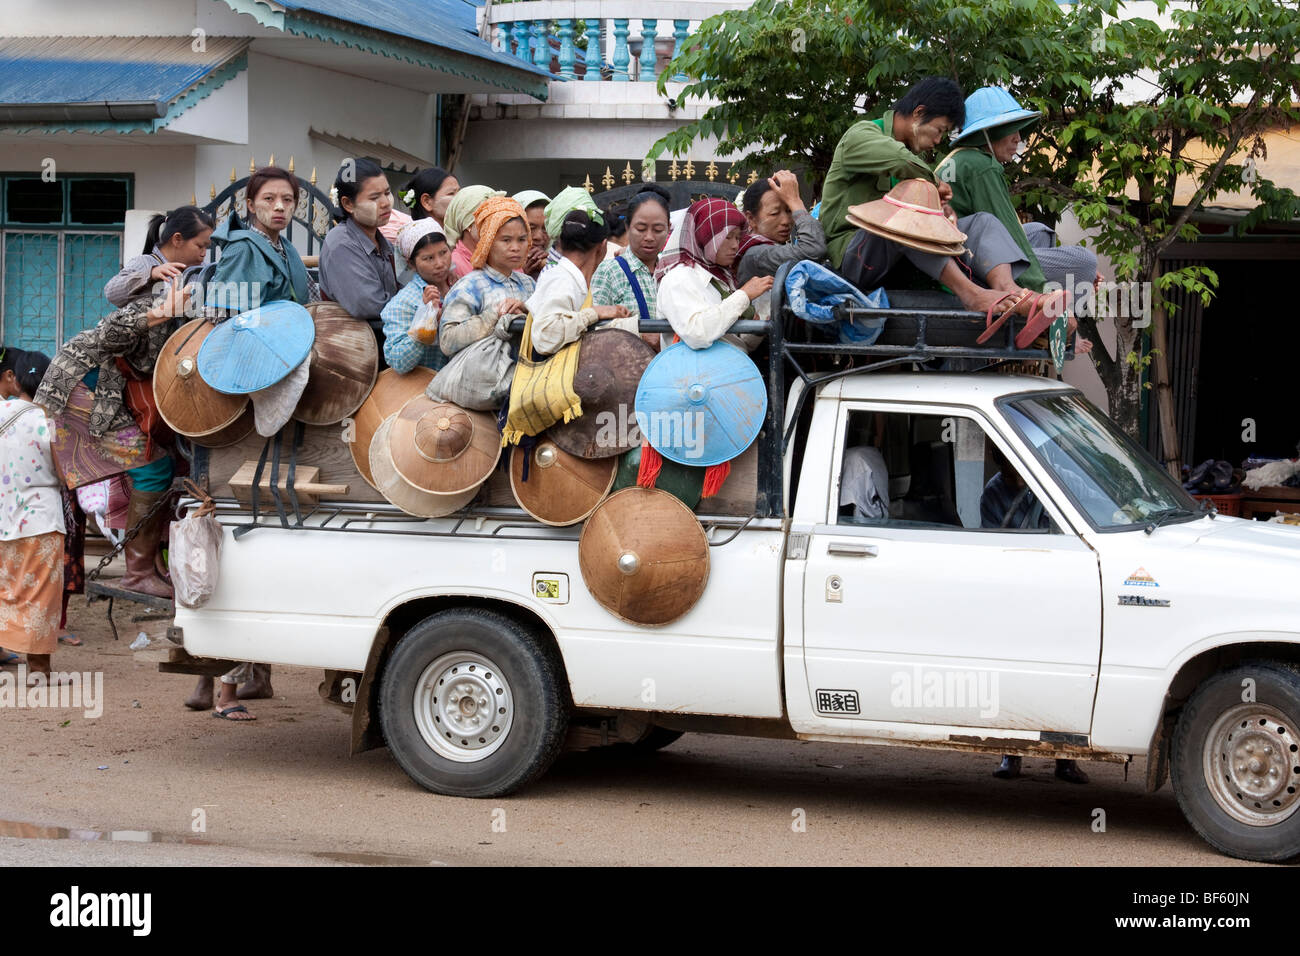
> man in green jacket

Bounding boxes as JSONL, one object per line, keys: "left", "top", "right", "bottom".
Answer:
{"left": 821, "top": 77, "right": 1050, "bottom": 321}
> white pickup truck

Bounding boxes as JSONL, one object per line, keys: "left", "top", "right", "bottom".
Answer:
{"left": 173, "top": 352, "right": 1300, "bottom": 864}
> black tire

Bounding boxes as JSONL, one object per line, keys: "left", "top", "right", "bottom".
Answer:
{"left": 1170, "top": 661, "right": 1300, "bottom": 863}
{"left": 628, "top": 727, "right": 685, "bottom": 752}
{"left": 378, "top": 608, "right": 569, "bottom": 798}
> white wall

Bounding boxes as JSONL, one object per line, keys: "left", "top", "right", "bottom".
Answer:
{"left": 191, "top": 51, "right": 436, "bottom": 211}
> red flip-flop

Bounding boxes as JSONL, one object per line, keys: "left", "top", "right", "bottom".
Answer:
{"left": 1014, "top": 290, "right": 1069, "bottom": 350}
{"left": 976, "top": 289, "right": 1033, "bottom": 345}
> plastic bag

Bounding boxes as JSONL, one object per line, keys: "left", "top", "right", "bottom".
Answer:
{"left": 409, "top": 300, "right": 440, "bottom": 346}
{"left": 169, "top": 483, "right": 223, "bottom": 609}
{"left": 784, "top": 260, "right": 890, "bottom": 345}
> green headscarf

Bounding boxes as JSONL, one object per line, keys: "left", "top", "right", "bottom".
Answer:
{"left": 544, "top": 186, "right": 604, "bottom": 241}
{"left": 444, "top": 185, "right": 504, "bottom": 246}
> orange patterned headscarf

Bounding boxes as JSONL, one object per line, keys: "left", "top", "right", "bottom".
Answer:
{"left": 470, "top": 197, "right": 527, "bottom": 271}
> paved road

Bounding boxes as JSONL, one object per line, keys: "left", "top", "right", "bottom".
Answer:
{"left": 0, "top": 599, "right": 1259, "bottom": 867}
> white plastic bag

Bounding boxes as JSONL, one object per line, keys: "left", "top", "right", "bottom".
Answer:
{"left": 170, "top": 487, "right": 223, "bottom": 609}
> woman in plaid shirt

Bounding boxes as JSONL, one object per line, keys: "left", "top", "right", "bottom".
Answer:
{"left": 590, "top": 186, "right": 671, "bottom": 341}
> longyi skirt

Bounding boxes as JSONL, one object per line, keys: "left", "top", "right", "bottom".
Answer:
{"left": 0, "top": 532, "right": 65, "bottom": 655}
{"left": 48, "top": 384, "right": 163, "bottom": 490}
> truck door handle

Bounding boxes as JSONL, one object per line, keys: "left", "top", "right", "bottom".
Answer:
{"left": 827, "top": 542, "right": 878, "bottom": 557}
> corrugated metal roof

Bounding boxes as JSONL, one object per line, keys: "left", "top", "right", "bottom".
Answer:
{"left": 0, "top": 36, "right": 249, "bottom": 107}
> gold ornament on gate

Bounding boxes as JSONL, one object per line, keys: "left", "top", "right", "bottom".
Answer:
{"left": 683, "top": 159, "right": 696, "bottom": 179}
{"left": 668, "top": 159, "right": 680, "bottom": 181}
{"left": 705, "top": 161, "right": 718, "bottom": 182}
{"left": 726, "top": 165, "right": 739, "bottom": 184}
{"left": 582, "top": 173, "right": 595, "bottom": 193}
{"left": 622, "top": 162, "right": 636, "bottom": 185}
{"left": 602, "top": 166, "right": 615, "bottom": 190}
{"left": 747, "top": 169, "right": 759, "bottom": 185}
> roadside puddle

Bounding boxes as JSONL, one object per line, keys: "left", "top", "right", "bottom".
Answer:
{"left": 0, "top": 818, "right": 434, "bottom": 866}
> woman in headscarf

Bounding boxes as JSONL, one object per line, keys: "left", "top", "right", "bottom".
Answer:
{"left": 426, "top": 197, "right": 536, "bottom": 410}
{"left": 443, "top": 185, "right": 506, "bottom": 281}
{"left": 735, "top": 170, "right": 827, "bottom": 285}
{"left": 654, "top": 198, "right": 774, "bottom": 351}
{"left": 528, "top": 189, "right": 632, "bottom": 356}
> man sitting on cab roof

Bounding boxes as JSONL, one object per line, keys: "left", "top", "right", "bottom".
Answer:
{"left": 820, "top": 77, "right": 1061, "bottom": 326}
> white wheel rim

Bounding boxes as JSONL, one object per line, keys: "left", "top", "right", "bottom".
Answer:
{"left": 1202, "top": 702, "right": 1300, "bottom": 826}
{"left": 413, "top": 651, "right": 514, "bottom": 763}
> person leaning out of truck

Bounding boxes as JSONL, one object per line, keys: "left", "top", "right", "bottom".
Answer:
{"left": 734, "top": 170, "right": 827, "bottom": 286}
{"left": 105, "top": 206, "right": 215, "bottom": 308}
{"left": 655, "top": 197, "right": 774, "bottom": 352}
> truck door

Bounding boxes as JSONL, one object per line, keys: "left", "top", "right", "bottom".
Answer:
{"left": 799, "top": 403, "right": 1102, "bottom": 733}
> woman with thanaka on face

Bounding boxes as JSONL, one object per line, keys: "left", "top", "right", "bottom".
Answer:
{"left": 381, "top": 219, "right": 455, "bottom": 373}
{"left": 513, "top": 190, "right": 552, "bottom": 280}
{"left": 384, "top": 167, "right": 460, "bottom": 278}
{"left": 105, "top": 206, "right": 214, "bottom": 308}
{"left": 442, "top": 185, "right": 506, "bottom": 281}
{"left": 319, "top": 157, "right": 400, "bottom": 330}
{"left": 436, "top": 196, "right": 536, "bottom": 365}
{"left": 205, "top": 166, "right": 310, "bottom": 313}
{"left": 654, "top": 197, "right": 774, "bottom": 352}
{"left": 528, "top": 190, "right": 633, "bottom": 356}
{"left": 735, "top": 170, "right": 827, "bottom": 285}
{"left": 591, "top": 185, "right": 671, "bottom": 347}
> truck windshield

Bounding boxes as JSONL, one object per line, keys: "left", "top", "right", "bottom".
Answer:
{"left": 1000, "top": 391, "right": 1200, "bottom": 532}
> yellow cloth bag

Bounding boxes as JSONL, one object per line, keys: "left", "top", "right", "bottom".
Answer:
{"left": 501, "top": 287, "right": 590, "bottom": 446}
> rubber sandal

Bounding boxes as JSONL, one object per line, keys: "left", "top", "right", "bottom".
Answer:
{"left": 1014, "top": 291, "right": 1068, "bottom": 349}
{"left": 58, "top": 635, "right": 83, "bottom": 647}
{"left": 0, "top": 651, "right": 20, "bottom": 666}
{"left": 213, "top": 704, "right": 256, "bottom": 721}
{"left": 976, "top": 289, "right": 1032, "bottom": 345}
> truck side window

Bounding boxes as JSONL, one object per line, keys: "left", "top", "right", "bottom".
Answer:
{"left": 836, "top": 410, "right": 1053, "bottom": 533}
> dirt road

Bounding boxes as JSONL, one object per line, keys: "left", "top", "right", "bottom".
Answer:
{"left": 0, "top": 592, "right": 1258, "bottom": 867}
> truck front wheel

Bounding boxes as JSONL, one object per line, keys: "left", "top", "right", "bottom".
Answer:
{"left": 378, "top": 608, "right": 569, "bottom": 798}
{"left": 1170, "top": 662, "right": 1300, "bottom": 862}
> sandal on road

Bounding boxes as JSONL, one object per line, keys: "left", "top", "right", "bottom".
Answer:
{"left": 213, "top": 704, "right": 256, "bottom": 721}
{"left": 58, "top": 634, "right": 83, "bottom": 647}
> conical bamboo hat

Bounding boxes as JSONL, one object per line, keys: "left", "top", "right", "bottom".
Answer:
{"left": 579, "top": 487, "right": 709, "bottom": 627}
{"left": 153, "top": 319, "right": 249, "bottom": 437}
{"left": 846, "top": 178, "right": 967, "bottom": 256}
{"left": 369, "top": 415, "right": 480, "bottom": 518}
{"left": 293, "top": 302, "right": 379, "bottom": 426}
{"left": 509, "top": 440, "right": 617, "bottom": 526}
{"left": 548, "top": 328, "right": 655, "bottom": 459}
{"left": 390, "top": 396, "right": 501, "bottom": 496}
{"left": 349, "top": 367, "right": 437, "bottom": 490}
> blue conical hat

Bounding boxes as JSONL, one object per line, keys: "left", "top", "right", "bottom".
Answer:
{"left": 634, "top": 341, "right": 767, "bottom": 467}
{"left": 951, "top": 87, "right": 1040, "bottom": 145}
{"left": 197, "top": 301, "right": 315, "bottom": 395}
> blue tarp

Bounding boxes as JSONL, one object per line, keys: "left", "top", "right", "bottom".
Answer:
{"left": 784, "top": 260, "right": 890, "bottom": 345}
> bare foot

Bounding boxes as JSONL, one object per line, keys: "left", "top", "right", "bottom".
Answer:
{"left": 236, "top": 663, "right": 274, "bottom": 701}
{"left": 185, "top": 676, "right": 214, "bottom": 711}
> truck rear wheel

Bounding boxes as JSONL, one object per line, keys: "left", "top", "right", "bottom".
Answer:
{"left": 378, "top": 608, "right": 569, "bottom": 798}
{"left": 1170, "top": 662, "right": 1300, "bottom": 862}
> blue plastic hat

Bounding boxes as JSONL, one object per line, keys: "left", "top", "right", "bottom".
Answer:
{"left": 197, "top": 301, "right": 315, "bottom": 395}
{"left": 634, "top": 341, "right": 767, "bottom": 467}
{"left": 951, "top": 87, "right": 1040, "bottom": 145}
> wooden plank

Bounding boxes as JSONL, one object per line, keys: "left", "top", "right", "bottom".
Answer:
{"left": 204, "top": 423, "right": 386, "bottom": 504}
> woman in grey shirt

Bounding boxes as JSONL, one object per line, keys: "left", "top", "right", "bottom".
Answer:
{"left": 319, "top": 157, "right": 400, "bottom": 343}
{"left": 735, "top": 170, "right": 827, "bottom": 285}
{"left": 103, "top": 206, "right": 214, "bottom": 307}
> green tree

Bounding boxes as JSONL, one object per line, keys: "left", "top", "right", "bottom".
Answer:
{"left": 655, "top": 0, "right": 1300, "bottom": 446}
